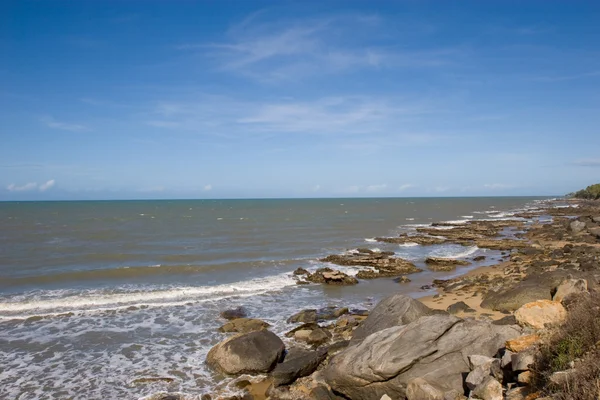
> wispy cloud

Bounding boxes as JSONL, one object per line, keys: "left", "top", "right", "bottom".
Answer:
{"left": 179, "top": 13, "right": 458, "bottom": 82}
{"left": 398, "top": 184, "right": 414, "bottom": 191}
{"left": 366, "top": 183, "right": 387, "bottom": 192}
{"left": 573, "top": 158, "right": 600, "bottom": 167}
{"left": 6, "top": 179, "right": 56, "bottom": 192}
{"left": 533, "top": 70, "right": 600, "bottom": 82}
{"left": 204, "top": 184, "right": 213, "bottom": 191}
{"left": 41, "top": 116, "right": 89, "bottom": 132}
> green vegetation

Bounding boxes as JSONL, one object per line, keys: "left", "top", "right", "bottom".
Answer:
{"left": 570, "top": 184, "right": 600, "bottom": 200}
{"left": 533, "top": 292, "right": 600, "bottom": 399}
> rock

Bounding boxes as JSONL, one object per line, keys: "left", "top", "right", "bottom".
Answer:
{"left": 394, "top": 276, "right": 411, "bottom": 283}
{"left": 501, "top": 350, "right": 514, "bottom": 368}
{"left": 593, "top": 216, "right": 600, "bottom": 223}
{"left": 504, "top": 387, "right": 533, "bottom": 400}
{"left": 511, "top": 351, "right": 535, "bottom": 372}
{"left": 220, "top": 306, "right": 249, "bottom": 320}
{"left": 443, "top": 390, "right": 467, "bottom": 400}
{"left": 549, "top": 369, "right": 576, "bottom": 386}
{"left": 406, "top": 378, "right": 445, "bottom": 400}
{"left": 271, "top": 348, "right": 327, "bottom": 387}
{"left": 468, "top": 355, "right": 495, "bottom": 370}
{"left": 506, "top": 334, "right": 539, "bottom": 352}
{"left": 446, "top": 301, "right": 475, "bottom": 314}
{"left": 514, "top": 300, "right": 567, "bottom": 330}
{"left": 375, "top": 235, "right": 447, "bottom": 246}
{"left": 293, "top": 267, "right": 309, "bottom": 275}
{"left": 323, "top": 314, "right": 521, "bottom": 399}
{"left": 425, "top": 257, "right": 470, "bottom": 271}
{"left": 570, "top": 220, "right": 586, "bottom": 234}
{"left": 351, "top": 294, "right": 434, "bottom": 341}
{"left": 321, "top": 253, "right": 422, "bottom": 278}
{"left": 492, "top": 315, "right": 517, "bottom": 325}
{"left": 553, "top": 278, "right": 588, "bottom": 302}
{"left": 380, "top": 396, "right": 391, "bottom": 400}
{"left": 305, "top": 327, "right": 332, "bottom": 346}
{"left": 206, "top": 330, "right": 285, "bottom": 375}
{"left": 218, "top": 318, "right": 270, "bottom": 333}
{"left": 471, "top": 376, "right": 502, "bottom": 400}
{"left": 588, "top": 227, "right": 600, "bottom": 239}
{"left": 517, "top": 371, "right": 532, "bottom": 384}
{"left": 304, "top": 269, "right": 359, "bottom": 285}
{"left": 287, "top": 309, "right": 317, "bottom": 324}
{"left": 473, "top": 255, "right": 486, "bottom": 262}
{"left": 465, "top": 359, "right": 502, "bottom": 390}
{"left": 481, "top": 283, "right": 552, "bottom": 312}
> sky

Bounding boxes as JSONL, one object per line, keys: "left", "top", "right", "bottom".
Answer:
{"left": 1, "top": 0, "right": 599, "bottom": 200}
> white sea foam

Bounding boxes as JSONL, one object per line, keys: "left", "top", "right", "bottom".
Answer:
{"left": 399, "top": 242, "right": 419, "bottom": 247}
{"left": 364, "top": 238, "right": 377, "bottom": 243}
{"left": 461, "top": 215, "right": 474, "bottom": 219}
{"left": 429, "top": 245, "right": 479, "bottom": 259}
{"left": 405, "top": 218, "right": 415, "bottom": 221}
{"left": 0, "top": 273, "right": 296, "bottom": 319}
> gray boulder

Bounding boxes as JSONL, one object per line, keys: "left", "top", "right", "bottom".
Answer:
{"left": 589, "top": 227, "right": 600, "bottom": 239}
{"left": 570, "top": 220, "right": 586, "bottom": 234}
{"left": 206, "top": 330, "right": 285, "bottom": 375}
{"left": 323, "top": 314, "right": 521, "bottom": 400}
{"left": 351, "top": 294, "right": 434, "bottom": 341}
{"left": 471, "top": 376, "right": 502, "bottom": 400}
{"left": 271, "top": 348, "right": 327, "bottom": 387}
{"left": 481, "top": 282, "right": 552, "bottom": 312}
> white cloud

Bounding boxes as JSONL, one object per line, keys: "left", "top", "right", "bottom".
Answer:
{"left": 573, "top": 158, "right": 600, "bottom": 167}
{"left": 41, "top": 116, "right": 88, "bottom": 132}
{"left": 7, "top": 182, "right": 38, "bottom": 192}
{"left": 398, "top": 184, "right": 414, "bottom": 191}
{"left": 366, "top": 184, "right": 387, "bottom": 192}
{"left": 39, "top": 179, "right": 55, "bottom": 192}
{"left": 180, "top": 13, "right": 457, "bottom": 82}
{"left": 204, "top": 184, "right": 212, "bottom": 191}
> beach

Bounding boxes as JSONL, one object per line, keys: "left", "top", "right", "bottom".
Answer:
{"left": 1, "top": 196, "right": 598, "bottom": 399}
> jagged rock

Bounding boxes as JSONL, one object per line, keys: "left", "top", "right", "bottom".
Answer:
{"left": 549, "top": 369, "right": 577, "bottom": 386}
{"left": 447, "top": 301, "right": 475, "bottom": 314}
{"left": 288, "top": 310, "right": 317, "bottom": 323}
{"left": 504, "top": 386, "right": 533, "bottom": 400}
{"left": 501, "top": 350, "right": 514, "bottom": 368}
{"left": 514, "top": 300, "right": 567, "bottom": 330}
{"left": 425, "top": 257, "right": 470, "bottom": 271}
{"left": 218, "top": 318, "right": 270, "bottom": 333}
{"left": 471, "top": 376, "right": 502, "bottom": 400}
{"left": 517, "top": 370, "right": 532, "bottom": 384}
{"left": 570, "top": 220, "right": 586, "bottom": 234}
{"left": 271, "top": 348, "right": 327, "bottom": 387}
{"left": 506, "top": 334, "right": 539, "bottom": 352}
{"left": 206, "top": 330, "right": 285, "bottom": 375}
{"left": 287, "top": 307, "right": 349, "bottom": 324}
{"left": 375, "top": 235, "right": 446, "bottom": 246}
{"left": 443, "top": 390, "right": 467, "bottom": 400}
{"left": 394, "top": 276, "right": 411, "bottom": 283}
{"left": 406, "top": 377, "right": 444, "bottom": 400}
{"left": 511, "top": 351, "right": 535, "bottom": 371}
{"left": 304, "top": 268, "right": 359, "bottom": 285}
{"left": 465, "top": 358, "right": 502, "bottom": 390}
{"left": 323, "top": 315, "right": 521, "bottom": 399}
{"left": 351, "top": 294, "right": 434, "bottom": 341}
{"left": 220, "top": 306, "right": 249, "bottom": 320}
{"left": 553, "top": 278, "right": 588, "bottom": 302}
{"left": 293, "top": 267, "right": 309, "bottom": 275}
{"left": 468, "top": 355, "right": 496, "bottom": 370}
{"left": 321, "top": 253, "right": 421, "bottom": 278}
{"left": 588, "top": 227, "right": 600, "bottom": 239}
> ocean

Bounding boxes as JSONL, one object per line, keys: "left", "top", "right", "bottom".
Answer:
{"left": 0, "top": 197, "right": 548, "bottom": 399}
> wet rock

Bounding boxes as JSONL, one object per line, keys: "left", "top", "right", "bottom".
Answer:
{"left": 293, "top": 267, "right": 309, "bottom": 275}
{"left": 406, "top": 377, "right": 445, "bottom": 400}
{"left": 514, "top": 300, "right": 567, "bottom": 330}
{"left": 303, "top": 268, "right": 358, "bottom": 285}
{"left": 375, "top": 234, "right": 447, "bottom": 246}
{"left": 471, "top": 376, "right": 502, "bottom": 400}
{"left": 553, "top": 278, "right": 588, "bottom": 302}
{"left": 287, "top": 310, "right": 317, "bottom": 324}
{"left": 271, "top": 348, "right": 327, "bottom": 387}
{"left": 324, "top": 315, "right": 521, "bottom": 399}
{"left": 351, "top": 294, "right": 434, "bottom": 341}
{"left": 473, "top": 255, "right": 486, "bottom": 262}
{"left": 446, "top": 301, "right": 475, "bottom": 314}
{"left": 321, "top": 253, "right": 421, "bottom": 278}
{"left": 218, "top": 318, "right": 270, "bottom": 334}
{"left": 287, "top": 307, "right": 349, "bottom": 324}
{"left": 394, "top": 275, "right": 411, "bottom": 283}
{"left": 220, "top": 306, "right": 249, "bottom": 320}
{"left": 206, "top": 330, "right": 285, "bottom": 375}
{"left": 425, "top": 257, "right": 470, "bottom": 272}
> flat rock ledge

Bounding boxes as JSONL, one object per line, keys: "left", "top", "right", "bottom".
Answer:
{"left": 320, "top": 250, "right": 422, "bottom": 279}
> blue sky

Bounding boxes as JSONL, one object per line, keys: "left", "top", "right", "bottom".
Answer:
{"left": 1, "top": 1, "right": 599, "bottom": 200}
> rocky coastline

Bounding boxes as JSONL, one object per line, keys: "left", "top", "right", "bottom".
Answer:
{"left": 148, "top": 199, "right": 600, "bottom": 400}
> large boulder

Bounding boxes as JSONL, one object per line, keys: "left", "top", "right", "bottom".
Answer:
{"left": 514, "top": 300, "right": 567, "bottom": 330}
{"left": 552, "top": 278, "right": 588, "bottom": 302}
{"left": 481, "top": 282, "right": 552, "bottom": 312}
{"left": 220, "top": 306, "right": 248, "bottom": 320}
{"left": 570, "top": 220, "right": 587, "bottom": 234}
{"left": 206, "top": 330, "right": 285, "bottom": 375}
{"left": 323, "top": 314, "right": 521, "bottom": 400}
{"left": 351, "top": 294, "right": 434, "bottom": 341}
{"left": 271, "top": 348, "right": 327, "bottom": 387}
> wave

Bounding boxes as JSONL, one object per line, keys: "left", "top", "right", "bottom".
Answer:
{"left": 399, "top": 242, "right": 419, "bottom": 247}
{"left": 429, "top": 245, "right": 479, "bottom": 259}
{"left": 364, "top": 238, "right": 377, "bottom": 243}
{"left": 0, "top": 273, "right": 297, "bottom": 319}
